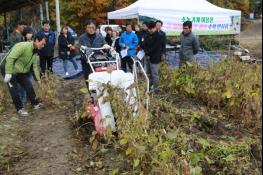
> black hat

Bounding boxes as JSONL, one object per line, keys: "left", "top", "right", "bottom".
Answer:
{"left": 42, "top": 19, "right": 50, "bottom": 26}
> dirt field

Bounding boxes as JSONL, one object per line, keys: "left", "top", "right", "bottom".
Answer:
{"left": 240, "top": 19, "right": 262, "bottom": 59}
{"left": 0, "top": 77, "right": 86, "bottom": 175}
{"left": 0, "top": 20, "right": 261, "bottom": 175}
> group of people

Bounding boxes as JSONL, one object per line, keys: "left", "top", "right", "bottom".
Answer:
{"left": 94, "top": 20, "right": 167, "bottom": 94}
{"left": 0, "top": 19, "right": 74, "bottom": 117}
{"left": 0, "top": 18, "right": 199, "bottom": 117}
{"left": 97, "top": 20, "right": 199, "bottom": 94}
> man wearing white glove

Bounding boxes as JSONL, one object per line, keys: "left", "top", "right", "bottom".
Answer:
{"left": 0, "top": 34, "right": 46, "bottom": 117}
{"left": 103, "top": 44, "right": 111, "bottom": 50}
{"left": 4, "top": 73, "right": 12, "bottom": 83}
{"left": 78, "top": 20, "right": 106, "bottom": 88}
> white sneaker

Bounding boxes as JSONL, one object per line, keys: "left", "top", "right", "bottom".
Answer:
{"left": 33, "top": 103, "right": 43, "bottom": 110}
{"left": 18, "top": 108, "right": 29, "bottom": 117}
{"left": 75, "top": 68, "right": 80, "bottom": 73}
{"left": 65, "top": 72, "right": 69, "bottom": 76}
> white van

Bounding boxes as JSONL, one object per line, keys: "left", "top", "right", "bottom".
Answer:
{"left": 98, "top": 25, "right": 122, "bottom": 37}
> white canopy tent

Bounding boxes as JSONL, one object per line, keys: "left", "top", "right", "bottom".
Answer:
{"left": 108, "top": 0, "right": 241, "bottom": 36}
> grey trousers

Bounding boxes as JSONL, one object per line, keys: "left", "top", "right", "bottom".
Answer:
{"left": 146, "top": 60, "right": 159, "bottom": 92}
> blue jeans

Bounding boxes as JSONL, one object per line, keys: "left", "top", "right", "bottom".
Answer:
{"left": 20, "top": 73, "right": 33, "bottom": 104}
{"left": 63, "top": 56, "right": 78, "bottom": 73}
{"left": 8, "top": 73, "right": 39, "bottom": 111}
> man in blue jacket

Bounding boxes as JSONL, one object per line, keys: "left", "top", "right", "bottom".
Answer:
{"left": 119, "top": 24, "right": 138, "bottom": 72}
{"left": 36, "top": 20, "right": 56, "bottom": 75}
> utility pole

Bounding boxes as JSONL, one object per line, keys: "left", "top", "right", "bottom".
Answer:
{"left": 45, "top": 1, "right": 50, "bottom": 20}
{"left": 40, "top": 3, "right": 44, "bottom": 22}
{"left": 55, "top": 0, "right": 61, "bottom": 33}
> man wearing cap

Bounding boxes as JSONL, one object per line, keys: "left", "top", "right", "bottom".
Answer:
{"left": 36, "top": 20, "right": 56, "bottom": 75}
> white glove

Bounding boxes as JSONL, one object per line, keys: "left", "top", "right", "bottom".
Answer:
{"left": 4, "top": 74, "right": 12, "bottom": 83}
{"left": 80, "top": 45, "right": 86, "bottom": 51}
{"left": 103, "top": 44, "right": 111, "bottom": 50}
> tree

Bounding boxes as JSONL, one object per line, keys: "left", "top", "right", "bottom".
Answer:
{"left": 208, "top": 0, "right": 250, "bottom": 16}
{"left": 250, "top": 0, "right": 262, "bottom": 17}
{"left": 49, "top": 0, "right": 136, "bottom": 34}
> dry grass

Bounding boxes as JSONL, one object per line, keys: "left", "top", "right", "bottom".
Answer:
{"left": 0, "top": 77, "right": 11, "bottom": 113}
{"left": 240, "top": 39, "right": 262, "bottom": 59}
{"left": 37, "top": 73, "right": 61, "bottom": 108}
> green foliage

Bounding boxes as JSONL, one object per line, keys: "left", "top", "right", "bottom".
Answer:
{"left": 250, "top": 0, "right": 262, "bottom": 18}
{"left": 208, "top": 0, "right": 250, "bottom": 16}
{"left": 0, "top": 16, "right": 3, "bottom": 30}
{"left": 199, "top": 35, "right": 238, "bottom": 51}
{"left": 160, "top": 59, "right": 262, "bottom": 131}
{"left": 49, "top": 0, "right": 136, "bottom": 34}
{"left": 75, "top": 55, "right": 261, "bottom": 174}
{"left": 84, "top": 78, "right": 261, "bottom": 174}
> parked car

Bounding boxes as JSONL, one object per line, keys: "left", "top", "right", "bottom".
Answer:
{"left": 68, "top": 26, "right": 78, "bottom": 40}
{"left": 98, "top": 25, "right": 122, "bottom": 37}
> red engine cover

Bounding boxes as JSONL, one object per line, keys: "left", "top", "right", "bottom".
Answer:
{"left": 86, "top": 103, "right": 105, "bottom": 134}
{"left": 95, "top": 66, "right": 117, "bottom": 72}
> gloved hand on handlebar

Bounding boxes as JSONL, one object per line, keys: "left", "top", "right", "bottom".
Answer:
{"left": 103, "top": 44, "right": 111, "bottom": 50}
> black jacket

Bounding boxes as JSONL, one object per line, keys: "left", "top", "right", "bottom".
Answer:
{"left": 143, "top": 31, "right": 164, "bottom": 64}
{"left": 58, "top": 33, "right": 74, "bottom": 60}
{"left": 159, "top": 30, "right": 166, "bottom": 55}
{"left": 105, "top": 33, "right": 113, "bottom": 46}
{"left": 36, "top": 28, "right": 56, "bottom": 57}
{"left": 112, "top": 37, "right": 121, "bottom": 53}
{"left": 78, "top": 33, "right": 106, "bottom": 61}
{"left": 137, "top": 29, "right": 148, "bottom": 49}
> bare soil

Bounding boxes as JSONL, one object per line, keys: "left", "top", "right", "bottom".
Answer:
{"left": 0, "top": 77, "right": 86, "bottom": 175}
{"left": 240, "top": 19, "right": 262, "bottom": 59}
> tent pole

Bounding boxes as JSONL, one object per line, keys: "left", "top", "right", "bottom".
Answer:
{"left": 137, "top": 15, "right": 140, "bottom": 24}
{"left": 238, "top": 34, "right": 241, "bottom": 46}
{"left": 45, "top": 1, "right": 50, "bottom": 20}
{"left": 19, "top": 9, "right": 23, "bottom": 21}
{"left": 4, "top": 11, "right": 9, "bottom": 41}
{"left": 227, "top": 35, "right": 232, "bottom": 59}
{"left": 40, "top": 3, "right": 44, "bottom": 22}
{"left": 4, "top": 11, "right": 7, "bottom": 29}
{"left": 55, "top": 0, "right": 61, "bottom": 34}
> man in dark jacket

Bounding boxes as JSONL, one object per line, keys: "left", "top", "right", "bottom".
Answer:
{"left": 179, "top": 21, "right": 200, "bottom": 67}
{"left": 78, "top": 20, "right": 107, "bottom": 88}
{"left": 36, "top": 19, "right": 56, "bottom": 75}
{"left": 9, "top": 21, "right": 26, "bottom": 48}
{"left": 137, "top": 21, "right": 148, "bottom": 50}
{"left": 156, "top": 20, "right": 166, "bottom": 59}
{"left": 142, "top": 21, "right": 164, "bottom": 94}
